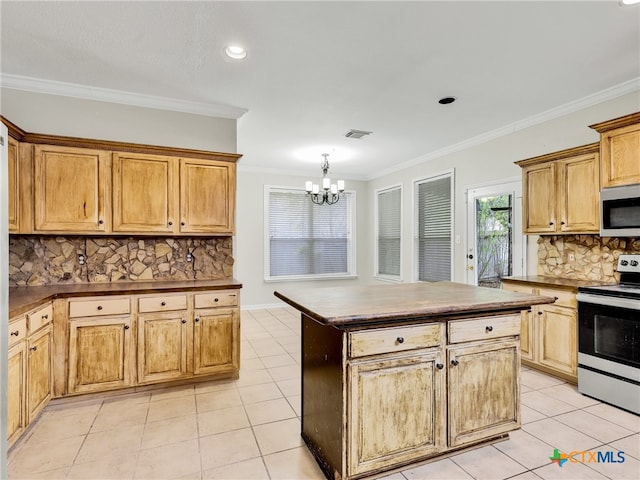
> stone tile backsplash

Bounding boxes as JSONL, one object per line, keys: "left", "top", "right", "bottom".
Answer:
{"left": 9, "top": 235, "right": 234, "bottom": 286}
{"left": 537, "top": 235, "right": 640, "bottom": 282}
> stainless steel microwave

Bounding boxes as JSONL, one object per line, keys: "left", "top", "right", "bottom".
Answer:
{"left": 600, "top": 184, "right": 640, "bottom": 237}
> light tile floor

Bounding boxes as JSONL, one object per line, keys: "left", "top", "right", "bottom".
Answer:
{"left": 7, "top": 306, "right": 640, "bottom": 480}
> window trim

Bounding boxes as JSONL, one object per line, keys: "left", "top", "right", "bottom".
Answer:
{"left": 263, "top": 185, "right": 357, "bottom": 282}
{"left": 412, "top": 169, "right": 455, "bottom": 283}
{"left": 374, "top": 183, "right": 403, "bottom": 283}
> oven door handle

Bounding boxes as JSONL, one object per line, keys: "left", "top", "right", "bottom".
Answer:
{"left": 577, "top": 293, "right": 640, "bottom": 310}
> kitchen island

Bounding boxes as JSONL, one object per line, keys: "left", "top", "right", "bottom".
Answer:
{"left": 274, "top": 281, "right": 554, "bottom": 480}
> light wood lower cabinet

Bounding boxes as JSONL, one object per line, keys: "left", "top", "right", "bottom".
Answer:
{"left": 302, "top": 312, "right": 521, "bottom": 480}
{"left": 347, "top": 351, "right": 444, "bottom": 476}
{"left": 138, "top": 311, "right": 189, "bottom": 384}
{"left": 447, "top": 339, "right": 520, "bottom": 447}
{"left": 68, "top": 315, "right": 135, "bottom": 394}
{"left": 7, "top": 304, "right": 53, "bottom": 448}
{"left": 193, "top": 307, "right": 239, "bottom": 376}
{"left": 502, "top": 281, "right": 577, "bottom": 382}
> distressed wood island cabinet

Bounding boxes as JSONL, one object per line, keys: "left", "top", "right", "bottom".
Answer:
{"left": 275, "top": 282, "right": 553, "bottom": 480}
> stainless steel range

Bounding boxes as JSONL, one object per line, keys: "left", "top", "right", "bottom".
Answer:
{"left": 577, "top": 253, "right": 640, "bottom": 414}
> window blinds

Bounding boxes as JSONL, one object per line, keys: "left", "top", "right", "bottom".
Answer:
{"left": 268, "top": 189, "right": 352, "bottom": 278}
{"left": 377, "top": 187, "right": 401, "bottom": 277}
{"left": 417, "top": 175, "right": 452, "bottom": 282}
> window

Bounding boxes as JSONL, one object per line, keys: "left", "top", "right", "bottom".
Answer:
{"left": 265, "top": 187, "right": 355, "bottom": 280}
{"left": 375, "top": 185, "right": 402, "bottom": 280}
{"left": 414, "top": 171, "right": 453, "bottom": 282}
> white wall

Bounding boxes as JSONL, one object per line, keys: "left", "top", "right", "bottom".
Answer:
{"left": 366, "top": 92, "right": 640, "bottom": 286}
{"left": 235, "top": 169, "right": 371, "bottom": 307}
{"left": 0, "top": 89, "right": 237, "bottom": 153}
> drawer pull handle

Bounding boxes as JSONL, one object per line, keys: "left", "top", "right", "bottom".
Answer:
{"left": 124, "top": 325, "right": 130, "bottom": 330}
{"left": 396, "top": 336, "right": 404, "bottom": 344}
{"left": 30, "top": 346, "right": 37, "bottom": 352}
{"left": 97, "top": 306, "right": 103, "bottom": 310}
{"left": 451, "top": 359, "right": 459, "bottom": 366}
{"left": 42, "top": 314, "right": 48, "bottom": 319}
{"left": 161, "top": 302, "right": 166, "bottom": 306}
{"left": 10, "top": 330, "right": 20, "bottom": 336}
{"left": 195, "top": 317, "right": 200, "bottom": 322}
{"left": 436, "top": 363, "right": 444, "bottom": 370}
{"left": 214, "top": 298, "right": 219, "bottom": 302}
{"left": 486, "top": 325, "right": 493, "bottom": 332}
{"left": 181, "top": 319, "right": 187, "bottom": 324}
{"left": 554, "top": 296, "right": 559, "bottom": 301}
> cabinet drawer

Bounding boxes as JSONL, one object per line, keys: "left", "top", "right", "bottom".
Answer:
{"left": 69, "top": 297, "right": 131, "bottom": 318}
{"left": 194, "top": 291, "right": 238, "bottom": 309}
{"left": 448, "top": 315, "right": 520, "bottom": 344}
{"left": 9, "top": 316, "right": 27, "bottom": 347}
{"left": 138, "top": 294, "right": 187, "bottom": 313}
{"left": 28, "top": 303, "right": 53, "bottom": 334}
{"left": 538, "top": 287, "right": 575, "bottom": 308}
{"left": 501, "top": 282, "right": 535, "bottom": 295}
{"left": 349, "top": 324, "right": 441, "bottom": 358}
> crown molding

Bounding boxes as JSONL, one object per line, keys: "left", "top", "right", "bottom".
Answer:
{"left": 368, "top": 77, "right": 640, "bottom": 181}
{"left": 0, "top": 73, "right": 248, "bottom": 120}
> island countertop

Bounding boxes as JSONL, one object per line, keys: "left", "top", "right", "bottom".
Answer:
{"left": 274, "top": 281, "right": 554, "bottom": 326}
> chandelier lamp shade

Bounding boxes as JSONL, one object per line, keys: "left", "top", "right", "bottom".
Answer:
{"left": 305, "top": 153, "right": 345, "bottom": 205}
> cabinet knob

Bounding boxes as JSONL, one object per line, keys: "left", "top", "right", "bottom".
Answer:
{"left": 560, "top": 221, "right": 565, "bottom": 225}
{"left": 549, "top": 222, "right": 554, "bottom": 226}
{"left": 10, "top": 330, "right": 19, "bottom": 336}
{"left": 195, "top": 317, "right": 200, "bottom": 322}
{"left": 99, "top": 219, "right": 104, "bottom": 225}
{"left": 181, "top": 222, "right": 185, "bottom": 226}
{"left": 538, "top": 311, "right": 543, "bottom": 315}
{"left": 168, "top": 221, "right": 173, "bottom": 226}
{"left": 97, "top": 305, "right": 103, "bottom": 310}
{"left": 181, "top": 319, "right": 187, "bottom": 324}
{"left": 42, "top": 314, "right": 48, "bottom": 319}
{"left": 161, "top": 301, "right": 166, "bottom": 306}
{"left": 451, "top": 359, "right": 459, "bottom": 366}
{"left": 396, "top": 336, "right": 404, "bottom": 344}
{"left": 436, "top": 363, "right": 444, "bottom": 370}
{"left": 485, "top": 325, "right": 493, "bottom": 332}
{"left": 30, "top": 346, "right": 37, "bottom": 351}
{"left": 214, "top": 298, "right": 219, "bottom": 302}
{"left": 554, "top": 296, "right": 558, "bottom": 301}
{"left": 124, "top": 325, "right": 130, "bottom": 330}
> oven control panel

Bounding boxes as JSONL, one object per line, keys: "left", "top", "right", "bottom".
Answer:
{"left": 617, "top": 254, "right": 640, "bottom": 273}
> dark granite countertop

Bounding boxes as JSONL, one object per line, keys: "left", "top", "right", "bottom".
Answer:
{"left": 501, "top": 276, "right": 615, "bottom": 290}
{"left": 274, "top": 281, "right": 554, "bottom": 327}
{"left": 9, "top": 278, "right": 242, "bottom": 318}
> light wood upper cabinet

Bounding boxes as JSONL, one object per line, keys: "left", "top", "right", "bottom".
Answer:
{"left": 180, "top": 159, "right": 236, "bottom": 234}
{"left": 518, "top": 143, "right": 600, "bottom": 235}
{"left": 8, "top": 136, "right": 20, "bottom": 232}
{"left": 33, "top": 145, "right": 110, "bottom": 233}
{"left": 590, "top": 112, "right": 640, "bottom": 188}
{"left": 112, "top": 153, "right": 178, "bottom": 233}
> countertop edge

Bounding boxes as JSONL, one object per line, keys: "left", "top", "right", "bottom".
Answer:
{"left": 9, "top": 279, "right": 243, "bottom": 319}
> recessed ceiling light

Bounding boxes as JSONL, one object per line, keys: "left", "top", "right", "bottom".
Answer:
{"left": 224, "top": 45, "right": 247, "bottom": 60}
{"left": 438, "top": 96, "right": 456, "bottom": 105}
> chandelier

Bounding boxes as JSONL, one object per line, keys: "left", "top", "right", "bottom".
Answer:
{"left": 305, "top": 153, "right": 345, "bottom": 205}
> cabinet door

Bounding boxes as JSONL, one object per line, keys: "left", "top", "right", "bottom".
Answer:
{"left": 536, "top": 305, "right": 577, "bottom": 377}
{"left": 448, "top": 340, "right": 520, "bottom": 447}
{"left": 138, "top": 312, "right": 189, "bottom": 384}
{"left": 33, "top": 145, "right": 110, "bottom": 233}
{"left": 557, "top": 153, "right": 600, "bottom": 233}
{"left": 522, "top": 163, "right": 556, "bottom": 233}
{"left": 347, "top": 351, "right": 445, "bottom": 477}
{"left": 8, "top": 137, "right": 20, "bottom": 232}
{"left": 68, "top": 316, "right": 133, "bottom": 394}
{"left": 193, "top": 308, "right": 239, "bottom": 375}
{"left": 7, "top": 342, "right": 27, "bottom": 447}
{"left": 27, "top": 325, "right": 52, "bottom": 422}
{"left": 600, "top": 123, "right": 640, "bottom": 188}
{"left": 112, "top": 153, "right": 178, "bottom": 233}
{"left": 501, "top": 282, "right": 535, "bottom": 362}
{"left": 180, "top": 159, "right": 235, "bottom": 234}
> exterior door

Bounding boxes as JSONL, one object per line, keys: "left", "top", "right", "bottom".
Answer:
{"left": 465, "top": 180, "right": 525, "bottom": 287}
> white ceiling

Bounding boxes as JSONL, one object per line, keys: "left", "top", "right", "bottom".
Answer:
{"left": 1, "top": 1, "right": 639, "bottom": 180}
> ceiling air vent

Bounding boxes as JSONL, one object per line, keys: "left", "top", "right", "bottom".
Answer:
{"left": 344, "top": 129, "right": 372, "bottom": 139}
